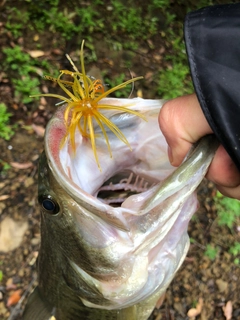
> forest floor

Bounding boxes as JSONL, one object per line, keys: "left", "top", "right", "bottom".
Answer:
{"left": 0, "top": 1, "right": 239, "bottom": 319}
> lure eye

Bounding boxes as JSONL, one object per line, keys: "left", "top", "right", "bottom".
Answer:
{"left": 38, "top": 195, "right": 60, "bottom": 215}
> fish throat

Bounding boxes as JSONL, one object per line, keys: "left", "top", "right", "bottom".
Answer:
{"left": 97, "top": 171, "right": 154, "bottom": 206}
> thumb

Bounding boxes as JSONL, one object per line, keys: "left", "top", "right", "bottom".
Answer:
{"left": 159, "top": 94, "right": 212, "bottom": 166}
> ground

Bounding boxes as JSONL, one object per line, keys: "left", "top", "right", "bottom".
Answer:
{"left": 0, "top": 1, "right": 240, "bottom": 319}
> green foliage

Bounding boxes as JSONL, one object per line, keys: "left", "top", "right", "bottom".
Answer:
{"left": 158, "top": 62, "right": 193, "bottom": 99}
{"left": 157, "top": 19, "right": 194, "bottom": 99}
{"left": 5, "top": 1, "right": 103, "bottom": 42}
{"left": 229, "top": 242, "right": 240, "bottom": 265}
{"left": 0, "top": 160, "right": 11, "bottom": 172}
{"left": 2, "top": 46, "right": 55, "bottom": 104}
{"left": 5, "top": 0, "right": 165, "bottom": 45}
{"left": 105, "top": 73, "right": 137, "bottom": 98}
{"left": 0, "top": 270, "right": 3, "bottom": 282}
{"left": 214, "top": 191, "right": 240, "bottom": 264}
{"left": 5, "top": 7, "right": 30, "bottom": 38}
{"left": 3, "top": 0, "right": 196, "bottom": 102}
{"left": 229, "top": 242, "right": 240, "bottom": 256}
{"left": 0, "top": 103, "right": 15, "bottom": 140}
{"left": 109, "top": 2, "right": 143, "bottom": 37}
{"left": 3, "top": 45, "right": 32, "bottom": 68}
{"left": 151, "top": 0, "right": 171, "bottom": 8}
{"left": 3, "top": 1, "right": 227, "bottom": 103}
{"left": 189, "top": 237, "right": 196, "bottom": 244}
{"left": 204, "top": 244, "right": 218, "bottom": 261}
{"left": 215, "top": 191, "right": 240, "bottom": 228}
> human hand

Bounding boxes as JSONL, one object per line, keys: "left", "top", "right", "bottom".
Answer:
{"left": 159, "top": 94, "right": 240, "bottom": 199}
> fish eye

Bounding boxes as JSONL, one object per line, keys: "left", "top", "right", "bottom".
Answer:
{"left": 38, "top": 195, "right": 60, "bottom": 215}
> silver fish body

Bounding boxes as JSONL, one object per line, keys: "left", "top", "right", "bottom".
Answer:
{"left": 23, "top": 98, "right": 219, "bottom": 320}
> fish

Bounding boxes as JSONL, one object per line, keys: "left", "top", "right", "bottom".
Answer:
{"left": 22, "top": 42, "right": 219, "bottom": 320}
{"left": 22, "top": 99, "right": 219, "bottom": 320}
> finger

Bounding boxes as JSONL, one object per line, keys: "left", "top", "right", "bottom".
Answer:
{"left": 206, "top": 145, "right": 240, "bottom": 188}
{"left": 159, "top": 94, "right": 212, "bottom": 166}
{"left": 216, "top": 184, "right": 240, "bottom": 200}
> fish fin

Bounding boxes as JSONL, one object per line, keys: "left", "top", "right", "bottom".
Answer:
{"left": 22, "top": 286, "right": 54, "bottom": 320}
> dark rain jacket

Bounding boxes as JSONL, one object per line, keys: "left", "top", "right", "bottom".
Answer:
{"left": 184, "top": 3, "right": 240, "bottom": 171}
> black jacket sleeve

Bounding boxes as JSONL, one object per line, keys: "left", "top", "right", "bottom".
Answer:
{"left": 184, "top": 3, "right": 240, "bottom": 171}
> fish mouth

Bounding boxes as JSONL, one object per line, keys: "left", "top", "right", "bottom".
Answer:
{"left": 96, "top": 171, "right": 157, "bottom": 206}
{"left": 43, "top": 98, "right": 218, "bottom": 309}
{"left": 45, "top": 98, "right": 174, "bottom": 230}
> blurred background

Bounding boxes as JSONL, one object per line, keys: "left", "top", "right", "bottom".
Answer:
{"left": 0, "top": 0, "right": 239, "bottom": 319}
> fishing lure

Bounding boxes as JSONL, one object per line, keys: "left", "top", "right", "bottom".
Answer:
{"left": 31, "top": 40, "right": 146, "bottom": 169}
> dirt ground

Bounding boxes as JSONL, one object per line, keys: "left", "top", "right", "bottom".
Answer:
{"left": 0, "top": 2, "right": 240, "bottom": 320}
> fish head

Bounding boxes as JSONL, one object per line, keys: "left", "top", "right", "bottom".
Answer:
{"left": 37, "top": 97, "right": 218, "bottom": 313}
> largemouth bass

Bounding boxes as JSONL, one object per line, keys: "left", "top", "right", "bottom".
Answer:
{"left": 22, "top": 97, "right": 219, "bottom": 320}
{"left": 23, "top": 42, "right": 219, "bottom": 319}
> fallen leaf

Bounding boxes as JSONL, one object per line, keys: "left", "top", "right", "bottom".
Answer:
{"left": 0, "top": 216, "right": 28, "bottom": 252}
{"left": 10, "top": 161, "right": 33, "bottom": 169}
{"left": 222, "top": 301, "right": 232, "bottom": 320}
{"left": 12, "top": 103, "right": 19, "bottom": 110}
{"left": 196, "top": 297, "right": 203, "bottom": 312}
{"left": 187, "top": 308, "right": 199, "bottom": 317}
{"left": 6, "top": 283, "right": 17, "bottom": 291}
{"left": 145, "top": 71, "right": 154, "bottom": 81}
{"left": 216, "top": 279, "right": 228, "bottom": 293}
{"left": 51, "top": 48, "right": 63, "bottom": 55}
{"left": 24, "top": 176, "right": 34, "bottom": 188}
{"left": 40, "top": 97, "right": 47, "bottom": 106}
{"left": 6, "top": 278, "right": 13, "bottom": 287}
{"left": 7, "top": 289, "right": 22, "bottom": 307}
{"left": 28, "top": 50, "right": 45, "bottom": 58}
{"left": 0, "top": 302, "right": 7, "bottom": 315}
{"left": 0, "top": 195, "right": 10, "bottom": 201}
{"left": 32, "top": 123, "right": 45, "bottom": 137}
{"left": 187, "top": 298, "right": 203, "bottom": 318}
{"left": 33, "top": 34, "right": 39, "bottom": 41}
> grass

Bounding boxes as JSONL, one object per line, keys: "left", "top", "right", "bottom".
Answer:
{"left": 213, "top": 192, "right": 240, "bottom": 264}
{"left": 0, "top": 103, "right": 15, "bottom": 140}
{"left": 2, "top": 45, "right": 57, "bottom": 104}
{"left": 104, "top": 73, "right": 136, "bottom": 98}
{"left": 3, "top": 0, "right": 221, "bottom": 103}
{"left": 201, "top": 192, "right": 240, "bottom": 264}
{"left": 215, "top": 191, "right": 240, "bottom": 228}
{"left": 229, "top": 242, "right": 240, "bottom": 265}
{"left": 204, "top": 244, "right": 219, "bottom": 261}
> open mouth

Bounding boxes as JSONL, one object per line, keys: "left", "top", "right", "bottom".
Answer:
{"left": 96, "top": 171, "right": 157, "bottom": 206}
{"left": 45, "top": 98, "right": 174, "bottom": 203}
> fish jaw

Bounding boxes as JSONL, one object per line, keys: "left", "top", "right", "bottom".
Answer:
{"left": 40, "top": 97, "right": 219, "bottom": 311}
